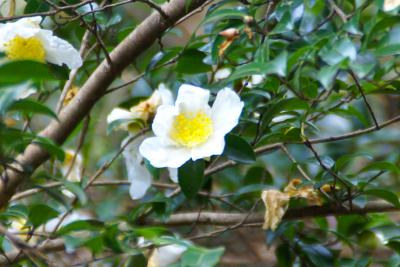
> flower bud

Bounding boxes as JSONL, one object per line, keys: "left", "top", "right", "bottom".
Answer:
{"left": 219, "top": 28, "right": 240, "bottom": 39}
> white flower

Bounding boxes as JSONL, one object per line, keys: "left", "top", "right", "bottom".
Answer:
{"left": 247, "top": 74, "right": 265, "bottom": 88}
{"left": 147, "top": 243, "right": 187, "bottom": 267}
{"left": 108, "top": 85, "right": 176, "bottom": 199}
{"left": 61, "top": 149, "right": 83, "bottom": 198}
{"left": 107, "top": 84, "right": 174, "bottom": 133}
{"left": 139, "top": 84, "right": 244, "bottom": 168}
{"left": 0, "top": 16, "right": 82, "bottom": 69}
{"left": 383, "top": 0, "right": 400, "bottom": 11}
{"left": 0, "top": 0, "right": 26, "bottom": 17}
{"left": 214, "top": 68, "right": 232, "bottom": 81}
{"left": 122, "top": 135, "right": 178, "bottom": 199}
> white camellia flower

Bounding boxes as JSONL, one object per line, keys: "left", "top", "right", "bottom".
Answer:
{"left": 247, "top": 74, "right": 265, "bottom": 88}
{"left": 0, "top": 0, "right": 26, "bottom": 17}
{"left": 0, "top": 16, "right": 82, "bottom": 69}
{"left": 108, "top": 85, "right": 177, "bottom": 199}
{"left": 383, "top": 0, "right": 400, "bottom": 11}
{"left": 147, "top": 243, "right": 188, "bottom": 267}
{"left": 214, "top": 68, "right": 232, "bottom": 81}
{"left": 139, "top": 84, "right": 244, "bottom": 168}
{"left": 107, "top": 84, "right": 174, "bottom": 133}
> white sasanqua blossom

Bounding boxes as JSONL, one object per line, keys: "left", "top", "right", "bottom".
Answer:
{"left": 108, "top": 85, "right": 177, "bottom": 199}
{"left": 147, "top": 243, "right": 187, "bottom": 267}
{"left": 214, "top": 68, "right": 232, "bottom": 81}
{"left": 0, "top": 16, "right": 82, "bottom": 69}
{"left": 0, "top": 0, "right": 26, "bottom": 17}
{"left": 139, "top": 84, "right": 244, "bottom": 168}
{"left": 60, "top": 149, "right": 83, "bottom": 198}
{"left": 247, "top": 74, "right": 265, "bottom": 88}
{"left": 383, "top": 0, "right": 400, "bottom": 11}
{"left": 107, "top": 84, "right": 174, "bottom": 133}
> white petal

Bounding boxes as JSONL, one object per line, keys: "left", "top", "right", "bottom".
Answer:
{"left": 175, "top": 84, "right": 210, "bottom": 113}
{"left": 107, "top": 108, "right": 133, "bottom": 124}
{"left": 61, "top": 149, "right": 83, "bottom": 183}
{"left": 250, "top": 74, "right": 265, "bottom": 86}
{"left": 0, "top": 0, "right": 27, "bottom": 17}
{"left": 214, "top": 68, "right": 232, "bottom": 81}
{"left": 168, "top": 168, "right": 178, "bottom": 183}
{"left": 38, "top": 31, "right": 82, "bottom": 69}
{"left": 16, "top": 88, "right": 36, "bottom": 100}
{"left": 139, "top": 137, "right": 191, "bottom": 168}
{"left": 384, "top": 0, "right": 400, "bottom": 11}
{"left": 157, "top": 84, "right": 174, "bottom": 105}
{"left": 152, "top": 105, "right": 178, "bottom": 137}
{"left": 148, "top": 244, "right": 187, "bottom": 267}
{"left": 123, "top": 136, "right": 153, "bottom": 199}
{"left": 190, "top": 133, "right": 225, "bottom": 160}
{"left": 211, "top": 88, "right": 244, "bottom": 135}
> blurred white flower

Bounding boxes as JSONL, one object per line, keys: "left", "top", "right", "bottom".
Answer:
{"left": 0, "top": 16, "right": 82, "bottom": 69}
{"left": 140, "top": 84, "right": 244, "bottom": 168}
{"left": 247, "top": 74, "right": 265, "bottom": 88}
{"left": 147, "top": 243, "right": 187, "bottom": 267}
{"left": 214, "top": 68, "right": 231, "bottom": 81}
{"left": 61, "top": 149, "right": 83, "bottom": 198}
{"left": 383, "top": 0, "right": 400, "bottom": 11}
{"left": 123, "top": 135, "right": 177, "bottom": 199}
{"left": 0, "top": 0, "right": 26, "bottom": 17}
{"left": 107, "top": 84, "right": 174, "bottom": 133}
{"left": 108, "top": 85, "right": 176, "bottom": 199}
{"left": 43, "top": 211, "right": 91, "bottom": 233}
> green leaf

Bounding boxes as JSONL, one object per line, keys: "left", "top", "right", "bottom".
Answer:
{"left": 0, "top": 61, "right": 55, "bottom": 84}
{"left": 33, "top": 136, "right": 65, "bottom": 161}
{"left": 178, "top": 159, "right": 205, "bottom": 199}
{"left": 364, "top": 189, "right": 400, "bottom": 208}
{"left": 0, "top": 83, "right": 33, "bottom": 115}
{"left": 223, "top": 134, "right": 255, "bottom": 164}
{"left": 57, "top": 220, "right": 104, "bottom": 235}
{"left": 359, "top": 162, "right": 399, "bottom": 174}
{"left": 8, "top": 99, "right": 58, "bottom": 120}
{"left": 373, "top": 44, "right": 400, "bottom": 57}
{"left": 260, "top": 51, "right": 288, "bottom": 77}
{"left": 335, "top": 152, "right": 373, "bottom": 170}
{"left": 318, "top": 64, "right": 339, "bottom": 89}
{"left": 181, "top": 246, "right": 225, "bottom": 267}
{"left": 319, "top": 38, "right": 357, "bottom": 65}
{"left": 176, "top": 49, "right": 211, "bottom": 74}
{"left": 202, "top": 9, "right": 246, "bottom": 24}
{"left": 28, "top": 204, "right": 59, "bottom": 228}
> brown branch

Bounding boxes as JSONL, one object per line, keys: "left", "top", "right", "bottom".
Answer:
{"left": 0, "top": 0, "right": 211, "bottom": 209}
{"left": 349, "top": 70, "right": 380, "bottom": 129}
{"left": 0, "top": 200, "right": 397, "bottom": 265}
{"left": 145, "top": 200, "right": 398, "bottom": 226}
{"left": 0, "top": 239, "right": 64, "bottom": 266}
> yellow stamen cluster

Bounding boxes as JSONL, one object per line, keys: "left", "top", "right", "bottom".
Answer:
{"left": 4, "top": 35, "right": 46, "bottom": 62}
{"left": 170, "top": 112, "right": 213, "bottom": 148}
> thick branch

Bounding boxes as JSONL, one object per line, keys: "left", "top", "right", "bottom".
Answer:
{"left": 145, "top": 201, "right": 398, "bottom": 226}
{"left": 0, "top": 0, "right": 209, "bottom": 208}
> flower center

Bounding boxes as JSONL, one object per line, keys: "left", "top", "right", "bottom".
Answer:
{"left": 170, "top": 111, "right": 213, "bottom": 148}
{"left": 4, "top": 36, "right": 46, "bottom": 62}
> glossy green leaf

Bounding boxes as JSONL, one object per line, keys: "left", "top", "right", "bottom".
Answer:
{"left": 8, "top": 99, "right": 58, "bottom": 119}
{"left": 364, "top": 189, "right": 400, "bottom": 208}
{"left": 224, "top": 134, "right": 255, "bottom": 164}
{"left": 28, "top": 204, "right": 59, "bottom": 227}
{"left": 178, "top": 159, "right": 205, "bottom": 198}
